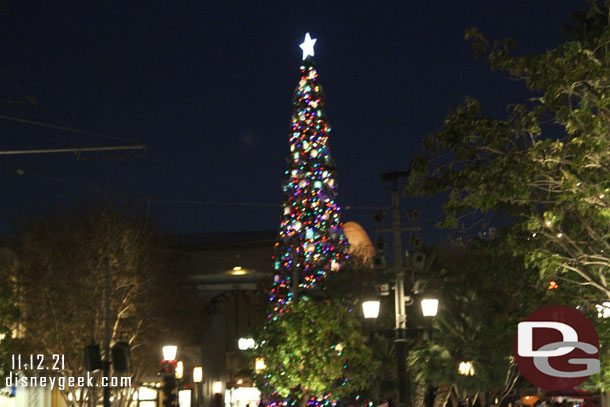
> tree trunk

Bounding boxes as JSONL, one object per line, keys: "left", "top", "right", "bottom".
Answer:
{"left": 450, "top": 386, "right": 460, "bottom": 407}
{"left": 413, "top": 379, "right": 427, "bottom": 407}
{"left": 433, "top": 385, "right": 452, "bottom": 407}
{"left": 299, "top": 388, "right": 310, "bottom": 407}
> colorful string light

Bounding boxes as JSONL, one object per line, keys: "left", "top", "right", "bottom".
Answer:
{"left": 269, "top": 57, "right": 349, "bottom": 312}
{"left": 261, "top": 41, "right": 370, "bottom": 407}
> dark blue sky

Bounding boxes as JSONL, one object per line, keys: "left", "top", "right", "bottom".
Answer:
{"left": 0, "top": 1, "right": 585, "bottom": 238}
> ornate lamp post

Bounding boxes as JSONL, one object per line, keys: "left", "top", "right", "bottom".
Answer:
{"left": 366, "top": 171, "right": 440, "bottom": 407}
{"left": 362, "top": 292, "right": 438, "bottom": 407}
{"left": 161, "top": 345, "right": 178, "bottom": 407}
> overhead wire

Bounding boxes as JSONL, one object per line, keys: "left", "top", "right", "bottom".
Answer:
{"left": 0, "top": 65, "right": 147, "bottom": 196}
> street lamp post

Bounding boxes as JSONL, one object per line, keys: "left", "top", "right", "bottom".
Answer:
{"left": 371, "top": 171, "right": 438, "bottom": 407}
{"left": 161, "top": 345, "right": 178, "bottom": 407}
{"left": 385, "top": 171, "right": 414, "bottom": 407}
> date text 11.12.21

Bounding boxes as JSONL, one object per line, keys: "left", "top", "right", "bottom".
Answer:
{"left": 11, "top": 354, "right": 65, "bottom": 371}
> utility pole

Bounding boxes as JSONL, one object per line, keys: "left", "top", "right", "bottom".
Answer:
{"left": 380, "top": 171, "right": 417, "bottom": 407}
{"left": 392, "top": 179, "right": 409, "bottom": 407}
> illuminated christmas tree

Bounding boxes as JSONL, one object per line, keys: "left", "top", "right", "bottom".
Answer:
{"left": 269, "top": 33, "right": 349, "bottom": 314}
{"left": 255, "top": 36, "right": 376, "bottom": 407}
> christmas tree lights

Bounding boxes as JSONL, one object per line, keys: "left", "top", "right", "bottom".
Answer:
{"left": 254, "top": 35, "right": 375, "bottom": 407}
{"left": 270, "top": 33, "right": 348, "bottom": 313}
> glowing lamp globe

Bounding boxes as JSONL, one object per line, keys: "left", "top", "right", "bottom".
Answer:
{"left": 162, "top": 345, "right": 177, "bottom": 361}
{"left": 213, "top": 381, "right": 223, "bottom": 394}
{"left": 421, "top": 298, "right": 439, "bottom": 317}
{"left": 193, "top": 367, "right": 203, "bottom": 383}
{"left": 175, "top": 361, "right": 184, "bottom": 379}
{"left": 362, "top": 300, "right": 380, "bottom": 319}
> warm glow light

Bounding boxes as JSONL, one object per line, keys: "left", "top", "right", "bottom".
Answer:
{"left": 193, "top": 366, "right": 203, "bottom": 383}
{"left": 255, "top": 358, "right": 266, "bottom": 372}
{"left": 362, "top": 300, "right": 380, "bottom": 319}
{"left": 421, "top": 298, "right": 439, "bottom": 317}
{"left": 238, "top": 337, "right": 256, "bottom": 350}
{"left": 458, "top": 361, "right": 474, "bottom": 376}
{"left": 521, "top": 396, "right": 540, "bottom": 407}
{"left": 231, "top": 266, "right": 247, "bottom": 275}
{"left": 162, "top": 345, "right": 177, "bottom": 361}
{"left": 175, "top": 361, "right": 184, "bottom": 379}
{"left": 213, "top": 381, "right": 223, "bottom": 394}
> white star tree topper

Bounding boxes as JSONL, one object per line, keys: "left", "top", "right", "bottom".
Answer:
{"left": 299, "top": 32, "right": 317, "bottom": 60}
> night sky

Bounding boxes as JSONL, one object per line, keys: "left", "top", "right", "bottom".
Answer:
{"left": 0, "top": 1, "right": 584, "bottom": 240}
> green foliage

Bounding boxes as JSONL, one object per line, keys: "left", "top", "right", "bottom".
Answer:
{"left": 254, "top": 298, "right": 378, "bottom": 402}
{"left": 407, "top": 1, "right": 610, "bottom": 301}
{"left": 408, "top": 239, "right": 548, "bottom": 400}
{"left": 588, "top": 310, "right": 610, "bottom": 390}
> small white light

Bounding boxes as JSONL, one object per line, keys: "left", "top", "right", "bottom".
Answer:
{"left": 238, "top": 337, "right": 256, "bottom": 350}
{"left": 213, "top": 381, "right": 223, "bottom": 394}
{"left": 557, "top": 233, "right": 563, "bottom": 238}
{"left": 532, "top": 233, "right": 537, "bottom": 237}
{"left": 193, "top": 367, "right": 203, "bottom": 383}
{"left": 421, "top": 298, "right": 439, "bottom": 317}
{"left": 601, "top": 194, "right": 606, "bottom": 199}
{"left": 596, "top": 302, "right": 610, "bottom": 319}
{"left": 362, "top": 300, "right": 380, "bottom": 319}
{"left": 162, "top": 345, "right": 177, "bottom": 361}
{"left": 546, "top": 220, "right": 552, "bottom": 226}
